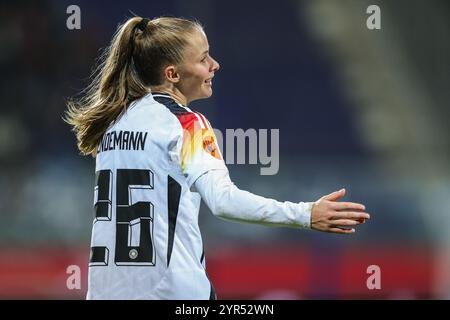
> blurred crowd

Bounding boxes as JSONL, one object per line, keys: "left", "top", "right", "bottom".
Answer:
{"left": 0, "top": 0, "right": 449, "bottom": 299}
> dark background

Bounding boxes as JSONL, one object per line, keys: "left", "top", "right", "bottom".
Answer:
{"left": 0, "top": 0, "right": 449, "bottom": 299}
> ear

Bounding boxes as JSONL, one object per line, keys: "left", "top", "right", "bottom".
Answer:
{"left": 164, "top": 65, "right": 180, "bottom": 84}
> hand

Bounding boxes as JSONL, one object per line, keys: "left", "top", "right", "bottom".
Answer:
{"left": 311, "top": 188, "right": 370, "bottom": 234}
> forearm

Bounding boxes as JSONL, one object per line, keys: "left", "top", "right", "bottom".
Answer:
{"left": 194, "top": 169, "right": 312, "bottom": 228}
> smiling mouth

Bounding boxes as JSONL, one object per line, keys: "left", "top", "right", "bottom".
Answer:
{"left": 204, "top": 76, "right": 214, "bottom": 85}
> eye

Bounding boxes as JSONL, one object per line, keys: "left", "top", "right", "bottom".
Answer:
{"left": 201, "top": 56, "right": 207, "bottom": 63}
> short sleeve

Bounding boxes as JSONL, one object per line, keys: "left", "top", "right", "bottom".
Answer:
{"left": 175, "top": 112, "right": 227, "bottom": 187}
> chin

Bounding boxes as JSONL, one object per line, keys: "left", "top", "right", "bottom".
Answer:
{"left": 200, "top": 87, "right": 213, "bottom": 98}
{"left": 189, "top": 87, "right": 213, "bottom": 103}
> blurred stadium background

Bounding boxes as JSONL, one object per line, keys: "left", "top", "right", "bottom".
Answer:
{"left": 0, "top": 0, "right": 449, "bottom": 299}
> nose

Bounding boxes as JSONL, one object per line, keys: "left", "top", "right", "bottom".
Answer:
{"left": 211, "top": 57, "right": 220, "bottom": 72}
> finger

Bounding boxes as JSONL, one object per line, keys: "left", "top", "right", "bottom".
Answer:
{"left": 331, "top": 211, "right": 371, "bottom": 220}
{"left": 329, "top": 219, "right": 361, "bottom": 226}
{"left": 337, "top": 208, "right": 367, "bottom": 213}
{"left": 328, "top": 227, "right": 355, "bottom": 234}
{"left": 322, "top": 188, "right": 346, "bottom": 201}
{"left": 332, "top": 202, "right": 366, "bottom": 211}
{"left": 356, "top": 218, "right": 367, "bottom": 224}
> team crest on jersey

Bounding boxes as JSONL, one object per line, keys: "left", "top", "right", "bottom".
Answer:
{"left": 202, "top": 131, "right": 222, "bottom": 160}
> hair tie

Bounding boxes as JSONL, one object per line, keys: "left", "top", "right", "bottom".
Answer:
{"left": 136, "top": 18, "right": 150, "bottom": 32}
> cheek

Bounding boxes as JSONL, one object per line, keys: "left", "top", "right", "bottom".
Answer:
{"left": 188, "top": 70, "right": 208, "bottom": 87}
{"left": 179, "top": 65, "right": 209, "bottom": 90}
{"left": 195, "top": 66, "right": 210, "bottom": 81}
{"left": 181, "top": 68, "right": 198, "bottom": 80}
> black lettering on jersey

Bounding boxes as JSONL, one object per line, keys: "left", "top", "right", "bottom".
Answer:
{"left": 122, "top": 131, "right": 130, "bottom": 150}
{"left": 108, "top": 132, "right": 114, "bottom": 150}
{"left": 113, "top": 131, "right": 123, "bottom": 149}
{"left": 97, "top": 131, "right": 148, "bottom": 154}
{"left": 138, "top": 132, "right": 148, "bottom": 150}
{"left": 129, "top": 131, "right": 137, "bottom": 150}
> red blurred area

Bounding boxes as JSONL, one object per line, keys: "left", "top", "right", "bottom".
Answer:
{"left": 0, "top": 245, "right": 437, "bottom": 299}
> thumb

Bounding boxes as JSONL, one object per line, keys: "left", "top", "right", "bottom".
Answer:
{"left": 322, "top": 188, "right": 346, "bottom": 201}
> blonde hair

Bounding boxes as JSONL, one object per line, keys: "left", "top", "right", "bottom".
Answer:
{"left": 64, "top": 16, "right": 203, "bottom": 155}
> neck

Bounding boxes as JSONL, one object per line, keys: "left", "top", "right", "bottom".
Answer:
{"left": 150, "top": 85, "right": 188, "bottom": 106}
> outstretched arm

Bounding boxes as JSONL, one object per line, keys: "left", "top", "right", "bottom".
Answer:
{"left": 194, "top": 169, "right": 370, "bottom": 234}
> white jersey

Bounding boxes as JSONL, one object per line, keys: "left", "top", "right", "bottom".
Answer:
{"left": 87, "top": 92, "right": 226, "bottom": 300}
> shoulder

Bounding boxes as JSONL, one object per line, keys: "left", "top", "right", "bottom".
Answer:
{"left": 124, "top": 94, "right": 186, "bottom": 146}
{"left": 152, "top": 94, "right": 212, "bottom": 131}
{"left": 137, "top": 94, "right": 185, "bottom": 132}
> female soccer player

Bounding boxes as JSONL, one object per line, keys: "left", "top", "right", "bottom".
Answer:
{"left": 65, "top": 16, "right": 370, "bottom": 300}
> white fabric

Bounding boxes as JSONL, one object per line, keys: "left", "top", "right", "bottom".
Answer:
{"left": 88, "top": 93, "right": 220, "bottom": 300}
{"left": 195, "top": 169, "right": 312, "bottom": 228}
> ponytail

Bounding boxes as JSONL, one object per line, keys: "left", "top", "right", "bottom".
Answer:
{"left": 65, "top": 16, "right": 203, "bottom": 156}
{"left": 65, "top": 17, "right": 146, "bottom": 155}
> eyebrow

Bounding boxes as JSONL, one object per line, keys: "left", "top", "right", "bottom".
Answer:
{"left": 200, "top": 50, "right": 209, "bottom": 56}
